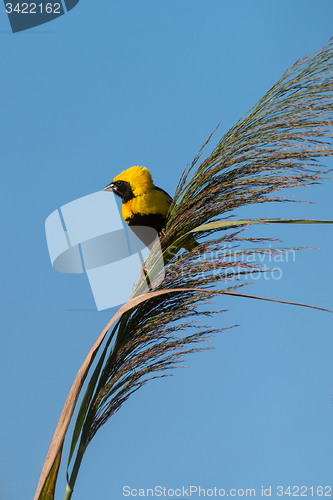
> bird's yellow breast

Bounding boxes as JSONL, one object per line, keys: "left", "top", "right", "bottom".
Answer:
{"left": 122, "top": 189, "right": 170, "bottom": 223}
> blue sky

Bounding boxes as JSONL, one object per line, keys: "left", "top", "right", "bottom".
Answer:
{"left": 1, "top": 1, "right": 333, "bottom": 499}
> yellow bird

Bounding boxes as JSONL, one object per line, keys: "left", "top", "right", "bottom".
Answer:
{"left": 103, "top": 165, "right": 197, "bottom": 249}
{"left": 103, "top": 166, "right": 171, "bottom": 234}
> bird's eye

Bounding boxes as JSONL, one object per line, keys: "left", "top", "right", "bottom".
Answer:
{"left": 115, "top": 180, "right": 123, "bottom": 186}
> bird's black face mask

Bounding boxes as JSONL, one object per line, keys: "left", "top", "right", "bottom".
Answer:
{"left": 103, "top": 180, "right": 134, "bottom": 203}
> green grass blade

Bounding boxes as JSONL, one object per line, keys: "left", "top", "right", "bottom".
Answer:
{"left": 191, "top": 218, "right": 333, "bottom": 233}
{"left": 66, "top": 323, "right": 118, "bottom": 474}
{"left": 223, "top": 290, "right": 333, "bottom": 313}
{"left": 161, "top": 218, "right": 333, "bottom": 265}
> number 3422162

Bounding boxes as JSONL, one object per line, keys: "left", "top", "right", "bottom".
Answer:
{"left": 5, "top": 3, "right": 61, "bottom": 14}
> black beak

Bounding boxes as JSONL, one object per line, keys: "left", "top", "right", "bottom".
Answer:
{"left": 103, "top": 182, "right": 115, "bottom": 192}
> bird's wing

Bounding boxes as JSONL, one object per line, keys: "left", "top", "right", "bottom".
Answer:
{"left": 155, "top": 186, "right": 173, "bottom": 205}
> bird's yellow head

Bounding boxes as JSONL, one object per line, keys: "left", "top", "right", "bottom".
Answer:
{"left": 104, "top": 166, "right": 154, "bottom": 202}
{"left": 114, "top": 166, "right": 154, "bottom": 196}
